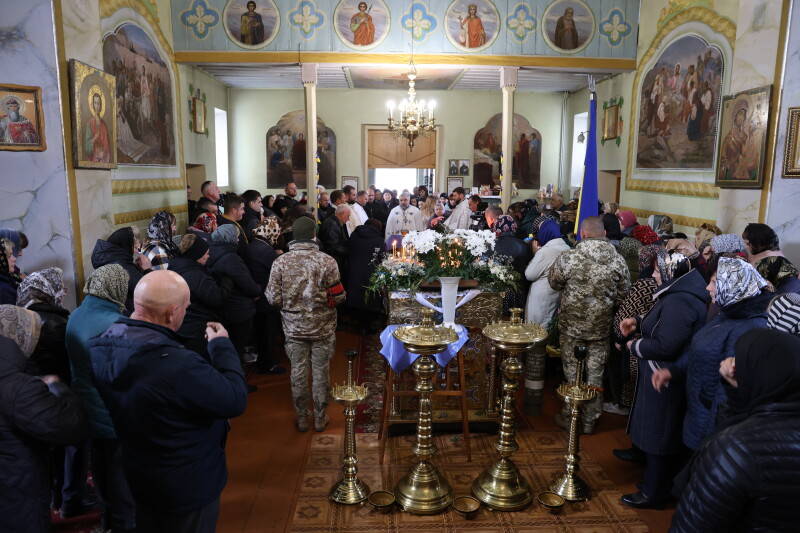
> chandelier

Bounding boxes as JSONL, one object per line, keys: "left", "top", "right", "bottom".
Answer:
{"left": 387, "top": 60, "right": 436, "bottom": 152}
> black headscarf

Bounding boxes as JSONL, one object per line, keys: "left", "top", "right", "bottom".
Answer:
{"left": 107, "top": 227, "right": 135, "bottom": 254}
{"left": 602, "top": 212, "right": 623, "bottom": 240}
{"left": 726, "top": 328, "right": 800, "bottom": 422}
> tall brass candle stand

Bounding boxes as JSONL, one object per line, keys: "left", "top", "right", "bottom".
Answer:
{"left": 392, "top": 309, "right": 458, "bottom": 514}
{"left": 550, "top": 346, "right": 596, "bottom": 502}
{"left": 329, "top": 350, "right": 370, "bottom": 505}
{"left": 472, "top": 309, "right": 547, "bottom": 511}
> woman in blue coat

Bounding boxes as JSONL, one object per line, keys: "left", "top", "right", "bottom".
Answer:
{"left": 616, "top": 251, "right": 710, "bottom": 509}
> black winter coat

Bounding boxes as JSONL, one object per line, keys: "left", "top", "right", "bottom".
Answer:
{"left": 247, "top": 237, "right": 279, "bottom": 313}
{"left": 493, "top": 231, "right": 533, "bottom": 292}
{"left": 91, "top": 238, "right": 145, "bottom": 314}
{"left": 319, "top": 216, "right": 349, "bottom": 275}
{"left": 346, "top": 224, "right": 385, "bottom": 312}
{"left": 365, "top": 201, "right": 388, "bottom": 226}
{"left": 628, "top": 269, "right": 710, "bottom": 455}
{"left": 240, "top": 206, "right": 262, "bottom": 242}
{"left": 25, "top": 302, "right": 71, "bottom": 382}
{"left": 168, "top": 257, "right": 230, "bottom": 338}
{"left": 0, "top": 336, "right": 87, "bottom": 533}
{"left": 206, "top": 241, "right": 261, "bottom": 324}
{"left": 216, "top": 216, "right": 250, "bottom": 260}
{"left": 670, "top": 399, "right": 800, "bottom": 533}
{"left": 317, "top": 204, "right": 335, "bottom": 223}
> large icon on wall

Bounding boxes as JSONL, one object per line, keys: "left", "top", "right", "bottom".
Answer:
{"left": 715, "top": 85, "right": 771, "bottom": 189}
{"left": 103, "top": 23, "right": 176, "bottom": 165}
{"left": 0, "top": 84, "right": 45, "bottom": 151}
{"left": 542, "top": 0, "right": 595, "bottom": 54}
{"left": 473, "top": 113, "right": 541, "bottom": 189}
{"left": 69, "top": 60, "right": 117, "bottom": 169}
{"left": 333, "top": 0, "right": 390, "bottom": 50}
{"left": 223, "top": 0, "right": 280, "bottom": 49}
{"left": 635, "top": 35, "right": 724, "bottom": 170}
{"left": 444, "top": 1, "right": 500, "bottom": 53}
{"left": 266, "top": 110, "right": 336, "bottom": 190}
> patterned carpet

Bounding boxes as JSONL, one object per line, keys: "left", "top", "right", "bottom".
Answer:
{"left": 289, "top": 430, "right": 648, "bottom": 532}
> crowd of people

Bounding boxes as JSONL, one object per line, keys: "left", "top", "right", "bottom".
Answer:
{"left": 1, "top": 179, "right": 799, "bottom": 532}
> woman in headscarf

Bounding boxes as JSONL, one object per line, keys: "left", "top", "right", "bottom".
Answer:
{"left": 188, "top": 212, "right": 218, "bottom": 242}
{"left": 524, "top": 219, "right": 570, "bottom": 327}
{"left": 142, "top": 211, "right": 179, "bottom": 270}
{"left": 0, "top": 305, "right": 87, "bottom": 533}
{"left": 615, "top": 253, "right": 710, "bottom": 509}
{"left": 609, "top": 245, "right": 665, "bottom": 414}
{"left": 91, "top": 226, "right": 151, "bottom": 314}
{"left": 65, "top": 264, "right": 136, "bottom": 533}
{"left": 656, "top": 215, "right": 674, "bottom": 238}
{"left": 493, "top": 215, "right": 532, "bottom": 314}
{"left": 0, "top": 238, "right": 22, "bottom": 304}
{"left": 169, "top": 233, "right": 230, "bottom": 360}
{"left": 670, "top": 329, "right": 800, "bottom": 532}
{"left": 247, "top": 217, "right": 286, "bottom": 374}
{"left": 743, "top": 223, "right": 800, "bottom": 294}
{"left": 617, "top": 210, "right": 638, "bottom": 236}
{"left": 602, "top": 212, "right": 624, "bottom": 247}
{"left": 652, "top": 256, "right": 773, "bottom": 453}
{"left": 709, "top": 233, "right": 746, "bottom": 256}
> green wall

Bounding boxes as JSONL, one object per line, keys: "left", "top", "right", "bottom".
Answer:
{"left": 230, "top": 87, "right": 565, "bottom": 197}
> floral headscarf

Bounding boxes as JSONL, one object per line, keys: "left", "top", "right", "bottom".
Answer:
{"left": 0, "top": 304, "right": 41, "bottom": 358}
{"left": 711, "top": 233, "right": 745, "bottom": 254}
{"left": 193, "top": 213, "right": 218, "bottom": 234}
{"left": 755, "top": 256, "right": 799, "bottom": 289}
{"left": 656, "top": 216, "right": 674, "bottom": 236}
{"left": 147, "top": 211, "right": 180, "bottom": 257}
{"left": 16, "top": 268, "right": 65, "bottom": 309}
{"left": 715, "top": 256, "right": 768, "bottom": 308}
{"left": 633, "top": 225, "right": 659, "bottom": 245}
{"left": 767, "top": 293, "right": 800, "bottom": 335}
{"left": 638, "top": 244, "right": 664, "bottom": 279}
{"left": 84, "top": 264, "right": 129, "bottom": 312}
{"left": 617, "top": 210, "right": 637, "bottom": 229}
{"left": 0, "top": 239, "right": 22, "bottom": 288}
{"left": 492, "top": 215, "right": 517, "bottom": 237}
{"left": 254, "top": 216, "right": 281, "bottom": 246}
{"left": 666, "top": 238, "right": 700, "bottom": 260}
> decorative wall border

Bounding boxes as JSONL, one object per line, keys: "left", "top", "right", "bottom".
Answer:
{"left": 114, "top": 203, "right": 188, "bottom": 225}
{"left": 111, "top": 178, "right": 185, "bottom": 194}
{"left": 624, "top": 7, "right": 736, "bottom": 198}
{"left": 620, "top": 205, "right": 716, "bottom": 229}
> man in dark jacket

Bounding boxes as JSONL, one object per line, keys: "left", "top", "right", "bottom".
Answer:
{"left": 216, "top": 195, "right": 249, "bottom": 259}
{"left": 240, "top": 190, "right": 264, "bottom": 241}
{"left": 346, "top": 219, "right": 385, "bottom": 334}
{"left": 317, "top": 192, "right": 335, "bottom": 223}
{"left": 319, "top": 204, "right": 350, "bottom": 279}
{"left": 169, "top": 234, "right": 231, "bottom": 358}
{"left": 364, "top": 187, "right": 388, "bottom": 227}
{"left": 89, "top": 270, "right": 247, "bottom": 533}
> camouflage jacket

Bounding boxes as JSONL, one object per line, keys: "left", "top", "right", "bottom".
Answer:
{"left": 265, "top": 240, "right": 346, "bottom": 340}
{"left": 548, "top": 237, "right": 630, "bottom": 341}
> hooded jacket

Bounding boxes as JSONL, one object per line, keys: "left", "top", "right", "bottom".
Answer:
{"left": 88, "top": 318, "right": 247, "bottom": 514}
{"left": 206, "top": 239, "right": 261, "bottom": 324}
{"left": 548, "top": 237, "right": 631, "bottom": 340}
{"left": 0, "top": 336, "right": 87, "bottom": 532}
{"left": 169, "top": 256, "right": 230, "bottom": 338}
{"left": 90, "top": 238, "right": 143, "bottom": 314}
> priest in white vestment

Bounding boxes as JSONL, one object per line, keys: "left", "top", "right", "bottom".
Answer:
{"left": 385, "top": 192, "right": 424, "bottom": 238}
{"left": 347, "top": 191, "right": 369, "bottom": 235}
{"left": 444, "top": 188, "right": 475, "bottom": 230}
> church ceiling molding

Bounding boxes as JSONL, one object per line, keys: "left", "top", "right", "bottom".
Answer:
{"left": 624, "top": 7, "right": 736, "bottom": 199}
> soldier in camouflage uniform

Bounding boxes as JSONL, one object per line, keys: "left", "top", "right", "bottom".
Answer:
{"left": 549, "top": 216, "right": 630, "bottom": 432}
{"left": 266, "top": 216, "right": 346, "bottom": 432}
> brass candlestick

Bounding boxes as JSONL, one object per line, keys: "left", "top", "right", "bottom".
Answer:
{"left": 472, "top": 308, "right": 547, "bottom": 511}
{"left": 392, "top": 309, "right": 458, "bottom": 515}
{"left": 550, "top": 345, "right": 597, "bottom": 502}
{"left": 329, "top": 350, "right": 370, "bottom": 505}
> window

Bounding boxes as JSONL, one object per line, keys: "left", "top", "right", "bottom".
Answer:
{"left": 374, "top": 168, "right": 418, "bottom": 194}
{"left": 571, "top": 112, "right": 588, "bottom": 188}
{"left": 214, "top": 108, "right": 229, "bottom": 187}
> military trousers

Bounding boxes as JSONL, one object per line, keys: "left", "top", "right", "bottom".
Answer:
{"left": 285, "top": 333, "right": 336, "bottom": 418}
{"left": 560, "top": 334, "right": 608, "bottom": 428}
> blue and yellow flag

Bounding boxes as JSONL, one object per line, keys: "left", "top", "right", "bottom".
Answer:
{"left": 574, "top": 93, "right": 599, "bottom": 240}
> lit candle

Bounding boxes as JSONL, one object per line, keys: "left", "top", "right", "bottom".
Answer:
{"left": 392, "top": 241, "right": 397, "bottom": 257}
{"left": 402, "top": 245, "right": 406, "bottom": 259}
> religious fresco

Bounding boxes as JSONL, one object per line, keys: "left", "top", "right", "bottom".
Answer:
{"left": 103, "top": 23, "right": 176, "bottom": 166}
{"left": 542, "top": 0, "right": 595, "bottom": 54}
{"left": 444, "top": 1, "right": 500, "bottom": 53}
{"left": 635, "top": 34, "right": 723, "bottom": 170}
{"left": 333, "top": 0, "right": 390, "bottom": 51}
{"left": 346, "top": 66, "right": 462, "bottom": 90}
{"left": 222, "top": 0, "right": 280, "bottom": 49}
{"left": 473, "top": 113, "right": 541, "bottom": 189}
{"left": 266, "top": 110, "right": 336, "bottom": 189}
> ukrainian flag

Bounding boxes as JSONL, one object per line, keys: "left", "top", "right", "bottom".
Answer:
{"left": 574, "top": 92, "right": 599, "bottom": 240}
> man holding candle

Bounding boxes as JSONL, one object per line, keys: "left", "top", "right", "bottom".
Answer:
{"left": 385, "top": 192, "right": 424, "bottom": 239}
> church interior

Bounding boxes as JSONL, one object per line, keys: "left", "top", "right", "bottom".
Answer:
{"left": 2, "top": 0, "right": 800, "bottom": 532}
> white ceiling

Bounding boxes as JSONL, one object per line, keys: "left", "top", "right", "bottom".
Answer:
{"left": 191, "top": 63, "right": 619, "bottom": 93}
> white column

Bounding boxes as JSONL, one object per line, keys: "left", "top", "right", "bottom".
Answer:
{"left": 302, "top": 63, "right": 318, "bottom": 210}
{"left": 500, "top": 67, "right": 518, "bottom": 211}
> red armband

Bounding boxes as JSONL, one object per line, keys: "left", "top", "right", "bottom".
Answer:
{"left": 326, "top": 282, "right": 344, "bottom": 307}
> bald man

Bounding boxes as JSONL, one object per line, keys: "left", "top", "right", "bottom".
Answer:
{"left": 89, "top": 270, "right": 247, "bottom": 533}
